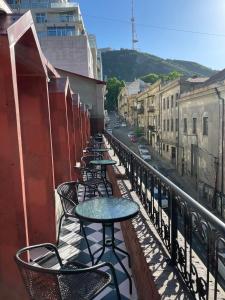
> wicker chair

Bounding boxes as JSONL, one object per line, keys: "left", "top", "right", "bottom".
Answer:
{"left": 15, "top": 243, "right": 121, "bottom": 300}
{"left": 56, "top": 181, "right": 100, "bottom": 259}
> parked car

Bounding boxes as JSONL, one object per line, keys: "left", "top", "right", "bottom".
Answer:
{"left": 114, "top": 123, "right": 120, "bottom": 128}
{"left": 121, "top": 122, "right": 126, "bottom": 127}
{"left": 128, "top": 131, "right": 135, "bottom": 138}
{"left": 130, "top": 135, "right": 137, "bottom": 143}
{"left": 138, "top": 144, "right": 147, "bottom": 150}
{"left": 107, "top": 128, "right": 113, "bottom": 134}
{"left": 140, "top": 153, "right": 151, "bottom": 162}
{"left": 139, "top": 148, "right": 150, "bottom": 155}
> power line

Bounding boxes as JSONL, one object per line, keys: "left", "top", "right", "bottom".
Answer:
{"left": 83, "top": 14, "right": 225, "bottom": 38}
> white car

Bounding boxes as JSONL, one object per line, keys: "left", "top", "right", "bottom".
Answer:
{"left": 121, "top": 122, "right": 126, "bottom": 127}
{"left": 139, "top": 148, "right": 150, "bottom": 155}
{"left": 141, "top": 153, "right": 152, "bottom": 162}
{"left": 107, "top": 128, "right": 113, "bottom": 134}
{"left": 128, "top": 131, "right": 135, "bottom": 138}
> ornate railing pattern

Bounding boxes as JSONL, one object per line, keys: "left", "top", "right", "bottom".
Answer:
{"left": 105, "top": 132, "right": 225, "bottom": 300}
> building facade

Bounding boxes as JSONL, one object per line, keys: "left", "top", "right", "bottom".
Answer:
{"left": 7, "top": 0, "right": 101, "bottom": 79}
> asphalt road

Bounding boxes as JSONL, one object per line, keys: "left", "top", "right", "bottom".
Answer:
{"left": 107, "top": 113, "right": 198, "bottom": 200}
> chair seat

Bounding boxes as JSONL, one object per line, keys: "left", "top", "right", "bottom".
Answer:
{"left": 85, "top": 177, "right": 104, "bottom": 186}
{"left": 59, "top": 262, "right": 111, "bottom": 300}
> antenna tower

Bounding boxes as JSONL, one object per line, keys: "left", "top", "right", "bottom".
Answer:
{"left": 131, "top": 0, "right": 138, "bottom": 50}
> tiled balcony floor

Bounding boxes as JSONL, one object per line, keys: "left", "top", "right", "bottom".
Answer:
{"left": 58, "top": 218, "right": 137, "bottom": 299}
{"left": 55, "top": 177, "right": 138, "bottom": 300}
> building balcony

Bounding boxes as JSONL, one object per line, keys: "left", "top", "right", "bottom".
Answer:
{"left": 137, "top": 106, "right": 144, "bottom": 114}
{"left": 9, "top": 0, "right": 79, "bottom": 9}
{"left": 147, "top": 105, "right": 155, "bottom": 113}
{"left": 148, "top": 125, "right": 156, "bottom": 131}
{"left": 46, "top": 15, "right": 81, "bottom": 24}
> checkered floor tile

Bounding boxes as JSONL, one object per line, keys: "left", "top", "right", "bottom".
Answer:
{"left": 57, "top": 215, "right": 137, "bottom": 299}
{"left": 55, "top": 179, "right": 138, "bottom": 299}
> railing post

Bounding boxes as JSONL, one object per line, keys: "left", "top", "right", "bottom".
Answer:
{"left": 170, "top": 189, "right": 178, "bottom": 265}
{"left": 130, "top": 154, "right": 134, "bottom": 191}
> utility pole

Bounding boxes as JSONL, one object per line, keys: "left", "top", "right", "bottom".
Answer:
{"left": 131, "top": 0, "right": 138, "bottom": 50}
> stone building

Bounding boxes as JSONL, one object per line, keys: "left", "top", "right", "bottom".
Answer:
{"left": 160, "top": 77, "right": 208, "bottom": 167}
{"left": 179, "top": 71, "right": 225, "bottom": 209}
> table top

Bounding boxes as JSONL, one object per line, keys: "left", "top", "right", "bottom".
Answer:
{"left": 90, "top": 159, "right": 116, "bottom": 166}
{"left": 90, "top": 148, "right": 110, "bottom": 152}
{"left": 75, "top": 197, "right": 139, "bottom": 223}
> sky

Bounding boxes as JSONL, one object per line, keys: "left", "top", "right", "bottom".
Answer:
{"left": 77, "top": 0, "right": 225, "bottom": 71}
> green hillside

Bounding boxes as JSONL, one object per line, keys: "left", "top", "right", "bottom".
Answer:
{"left": 101, "top": 49, "right": 216, "bottom": 81}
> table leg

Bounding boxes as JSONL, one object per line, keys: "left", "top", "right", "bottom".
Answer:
{"left": 93, "top": 223, "right": 133, "bottom": 294}
{"left": 81, "top": 222, "right": 94, "bottom": 265}
{"left": 110, "top": 223, "right": 133, "bottom": 294}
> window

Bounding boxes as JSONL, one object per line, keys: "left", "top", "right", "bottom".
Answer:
{"left": 163, "top": 98, "right": 165, "bottom": 110}
{"left": 167, "top": 119, "right": 169, "bottom": 131}
{"left": 176, "top": 93, "right": 179, "bottom": 100}
{"left": 203, "top": 117, "right": 208, "bottom": 135}
{"left": 184, "top": 118, "right": 187, "bottom": 133}
{"left": 163, "top": 120, "right": 166, "bottom": 131}
{"left": 193, "top": 118, "right": 197, "bottom": 134}
{"left": 167, "top": 97, "right": 169, "bottom": 109}
{"left": 171, "top": 95, "right": 174, "bottom": 108}
{"left": 47, "top": 26, "right": 75, "bottom": 37}
{"left": 37, "top": 31, "right": 47, "bottom": 38}
{"left": 163, "top": 144, "right": 165, "bottom": 151}
{"left": 175, "top": 118, "right": 178, "bottom": 131}
{"left": 166, "top": 145, "right": 169, "bottom": 152}
{"left": 36, "top": 13, "right": 46, "bottom": 23}
{"left": 171, "top": 119, "right": 174, "bottom": 131}
{"left": 59, "top": 12, "right": 74, "bottom": 22}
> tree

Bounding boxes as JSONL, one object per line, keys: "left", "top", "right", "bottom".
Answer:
{"left": 140, "top": 73, "right": 160, "bottom": 84}
{"left": 105, "top": 77, "right": 125, "bottom": 111}
{"left": 140, "top": 70, "right": 182, "bottom": 84}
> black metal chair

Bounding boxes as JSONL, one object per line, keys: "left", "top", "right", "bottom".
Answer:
{"left": 56, "top": 181, "right": 100, "bottom": 260}
{"left": 80, "top": 156, "right": 113, "bottom": 196}
{"left": 15, "top": 243, "right": 121, "bottom": 300}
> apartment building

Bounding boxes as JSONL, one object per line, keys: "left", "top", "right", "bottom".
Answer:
{"left": 7, "top": 0, "right": 101, "bottom": 79}
{"left": 118, "top": 79, "right": 150, "bottom": 124}
{"left": 179, "top": 71, "right": 225, "bottom": 207}
{"left": 160, "top": 77, "right": 208, "bottom": 167}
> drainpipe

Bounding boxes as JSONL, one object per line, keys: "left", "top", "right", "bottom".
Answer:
{"left": 215, "top": 87, "right": 224, "bottom": 195}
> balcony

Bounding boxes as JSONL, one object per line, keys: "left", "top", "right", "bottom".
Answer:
{"left": 148, "top": 125, "right": 156, "bottom": 131}
{"left": 147, "top": 105, "right": 155, "bottom": 113}
{"left": 46, "top": 15, "right": 81, "bottom": 24}
{"left": 2, "top": 10, "right": 225, "bottom": 300}
{"left": 9, "top": 0, "right": 79, "bottom": 9}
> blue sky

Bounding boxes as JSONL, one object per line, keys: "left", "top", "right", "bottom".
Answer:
{"left": 78, "top": 0, "right": 225, "bottom": 70}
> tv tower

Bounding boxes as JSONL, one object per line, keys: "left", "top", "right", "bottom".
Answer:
{"left": 131, "top": 0, "right": 138, "bottom": 50}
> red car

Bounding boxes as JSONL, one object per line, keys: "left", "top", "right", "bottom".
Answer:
{"left": 130, "top": 135, "right": 137, "bottom": 143}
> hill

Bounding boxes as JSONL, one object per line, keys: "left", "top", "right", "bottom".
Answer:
{"left": 101, "top": 49, "right": 216, "bottom": 81}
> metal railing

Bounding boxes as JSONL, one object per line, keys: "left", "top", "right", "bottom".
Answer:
{"left": 105, "top": 132, "right": 225, "bottom": 300}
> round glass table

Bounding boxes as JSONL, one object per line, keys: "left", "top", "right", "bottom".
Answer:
{"left": 90, "top": 159, "right": 116, "bottom": 178}
{"left": 75, "top": 197, "right": 140, "bottom": 294}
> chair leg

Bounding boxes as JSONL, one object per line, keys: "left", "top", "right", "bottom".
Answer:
{"left": 108, "top": 263, "right": 121, "bottom": 300}
{"left": 57, "top": 214, "right": 65, "bottom": 246}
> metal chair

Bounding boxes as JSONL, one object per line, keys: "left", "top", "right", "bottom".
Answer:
{"left": 56, "top": 181, "right": 100, "bottom": 260}
{"left": 79, "top": 157, "right": 113, "bottom": 196}
{"left": 15, "top": 243, "right": 121, "bottom": 300}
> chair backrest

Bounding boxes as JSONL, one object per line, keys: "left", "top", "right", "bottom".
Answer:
{"left": 15, "top": 244, "right": 62, "bottom": 300}
{"left": 57, "top": 181, "right": 79, "bottom": 217}
{"left": 81, "top": 155, "right": 96, "bottom": 167}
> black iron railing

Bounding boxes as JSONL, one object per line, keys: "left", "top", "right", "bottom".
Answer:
{"left": 105, "top": 132, "right": 225, "bottom": 300}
